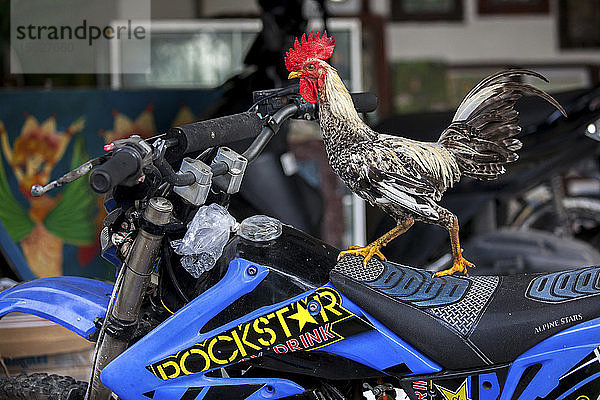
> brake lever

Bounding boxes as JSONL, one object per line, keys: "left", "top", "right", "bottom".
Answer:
{"left": 31, "top": 155, "right": 110, "bottom": 197}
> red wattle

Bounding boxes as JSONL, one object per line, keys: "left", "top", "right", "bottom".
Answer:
{"left": 300, "top": 79, "right": 319, "bottom": 103}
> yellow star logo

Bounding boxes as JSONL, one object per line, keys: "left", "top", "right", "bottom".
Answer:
{"left": 435, "top": 379, "right": 470, "bottom": 400}
{"left": 287, "top": 301, "right": 318, "bottom": 332}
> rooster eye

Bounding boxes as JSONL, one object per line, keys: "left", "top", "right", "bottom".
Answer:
{"left": 306, "top": 64, "right": 315, "bottom": 71}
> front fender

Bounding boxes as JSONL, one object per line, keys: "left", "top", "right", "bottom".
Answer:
{"left": 0, "top": 277, "right": 113, "bottom": 339}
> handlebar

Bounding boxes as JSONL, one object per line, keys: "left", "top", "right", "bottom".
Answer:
{"left": 89, "top": 147, "right": 141, "bottom": 193}
{"left": 164, "top": 112, "right": 264, "bottom": 162}
{"left": 164, "top": 91, "right": 377, "bottom": 161}
{"left": 31, "top": 89, "right": 379, "bottom": 198}
{"left": 89, "top": 90, "right": 378, "bottom": 194}
{"left": 243, "top": 103, "right": 303, "bottom": 163}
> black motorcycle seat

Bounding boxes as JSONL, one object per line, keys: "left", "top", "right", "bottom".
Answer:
{"left": 330, "top": 255, "right": 600, "bottom": 371}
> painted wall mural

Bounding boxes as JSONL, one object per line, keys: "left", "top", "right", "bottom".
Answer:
{"left": 0, "top": 89, "right": 221, "bottom": 280}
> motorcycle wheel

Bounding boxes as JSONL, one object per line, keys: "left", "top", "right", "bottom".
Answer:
{"left": 514, "top": 197, "right": 600, "bottom": 248}
{"left": 0, "top": 373, "right": 87, "bottom": 400}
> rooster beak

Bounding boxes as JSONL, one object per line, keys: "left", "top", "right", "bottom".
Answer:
{"left": 288, "top": 71, "right": 302, "bottom": 79}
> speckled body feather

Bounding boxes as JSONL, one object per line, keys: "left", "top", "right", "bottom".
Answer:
{"left": 317, "top": 66, "right": 566, "bottom": 229}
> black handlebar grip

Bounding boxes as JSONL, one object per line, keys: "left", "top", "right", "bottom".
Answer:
{"left": 89, "top": 148, "right": 141, "bottom": 193}
{"left": 165, "top": 112, "right": 264, "bottom": 160}
{"left": 351, "top": 92, "right": 378, "bottom": 113}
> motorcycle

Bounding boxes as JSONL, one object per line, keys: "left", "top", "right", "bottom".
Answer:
{"left": 1, "top": 85, "right": 600, "bottom": 400}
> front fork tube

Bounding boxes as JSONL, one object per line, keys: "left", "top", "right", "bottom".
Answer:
{"left": 86, "top": 197, "right": 173, "bottom": 400}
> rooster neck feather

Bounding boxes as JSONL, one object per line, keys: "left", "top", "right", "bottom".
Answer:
{"left": 318, "top": 67, "right": 374, "bottom": 143}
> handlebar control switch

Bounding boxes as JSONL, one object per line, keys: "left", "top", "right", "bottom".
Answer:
{"left": 113, "top": 135, "right": 154, "bottom": 187}
{"left": 174, "top": 157, "right": 213, "bottom": 206}
{"left": 211, "top": 147, "right": 248, "bottom": 194}
{"left": 90, "top": 135, "right": 154, "bottom": 194}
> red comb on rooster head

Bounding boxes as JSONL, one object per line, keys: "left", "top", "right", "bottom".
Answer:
{"left": 286, "top": 31, "right": 335, "bottom": 103}
{"left": 285, "top": 31, "right": 335, "bottom": 71}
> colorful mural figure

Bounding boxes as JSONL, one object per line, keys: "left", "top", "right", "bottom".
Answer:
{"left": 0, "top": 89, "right": 220, "bottom": 280}
{"left": 100, "top": 104, "right": 157, "bottom": 143}
{"left": 99, "top": 103, "right": 195, "bottom": 144}
{"left": 0, "top": 115, "right": 96, "bottom": 277}
{"left": 172, "top": 103, "right": 197, "bottom": 127}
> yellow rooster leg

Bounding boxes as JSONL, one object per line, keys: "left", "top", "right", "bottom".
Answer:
{"left": 338, "top": 219, "right": 414, "bottom": 266}
{"left": 435, "top": 218, "right": 475, "bottom": 277}
{"left": 338, "top": 244, "right": 386, "bottom": 266}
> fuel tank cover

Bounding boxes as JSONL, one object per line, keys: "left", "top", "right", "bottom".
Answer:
{"left": 238, "top": 215, "right": 282, "bottom": 242}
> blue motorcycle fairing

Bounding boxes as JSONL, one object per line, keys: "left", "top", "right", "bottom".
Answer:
{"left": 0, "top": 276, "right": 113, "bottom": 339}
{"left": 102, "top": 258, "right": 273, "bottom": 400}
{"left": 102, "top": 258, "right": 440, "bottom": 400}
{"left": 318, "top": 283, "right": 441, "bottom": 375}
{"left": 478, "top": 373, "right": 500, "bottom": 400}
{"left": 143, "top": 375, "right": 303, "bottom": 400}
{"left": 501, "top": 316, "right": 600, "bottom": 399}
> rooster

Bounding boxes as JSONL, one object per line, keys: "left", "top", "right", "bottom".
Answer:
{"left": 285, "top": 31, "right": 566, "bottom": 276}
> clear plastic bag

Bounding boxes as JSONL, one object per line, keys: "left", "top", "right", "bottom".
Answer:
{"left": 172, "top": 204, "right": 237, "bottom": 278}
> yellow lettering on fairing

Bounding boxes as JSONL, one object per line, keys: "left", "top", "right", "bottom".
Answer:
{"left": 275, "top": 306, "right": 292, "bottom": 337}
{"left": 225, "top": 338, "right": 240, "bottom": 362}
{"left": 180, "top": 348, "right": 211, "bottom": 375}
{"left": 192, "top": 348, "right": 212, "bottom": 372}
{"left": 156, "top": 364, "right": 168, "bottom": 380}
{"left": 319, "top": 290, "right": 342, "bottom": 317}
{"left": 230, "top": 330, "right": 248, "bottom": 357}
{"left": 318, "top": 297, "right": 329, "bottom": 322}
{"left": 179, "top": 351, "right": 192, "bottom": 375}
{"left": 254, "top": 317, "right": 277, "bottom": 346}
{"left": 161, "top": 361, "right": 181, "bottom": 379}
{"left": 207, "top": 336, "right": 233, "bottom": 365}
{"left": 148, "top": 288, "right": 357, "bottom": 381}
{"left": 148, "top": 364, "right": 159, "bottom": 379}
{"left": 241, "top": 323, "right": 261, "bottom": 350}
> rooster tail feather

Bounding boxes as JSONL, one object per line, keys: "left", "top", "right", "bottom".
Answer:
{"left": 439, "top": 69, "right": 566, "bottom": 180}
